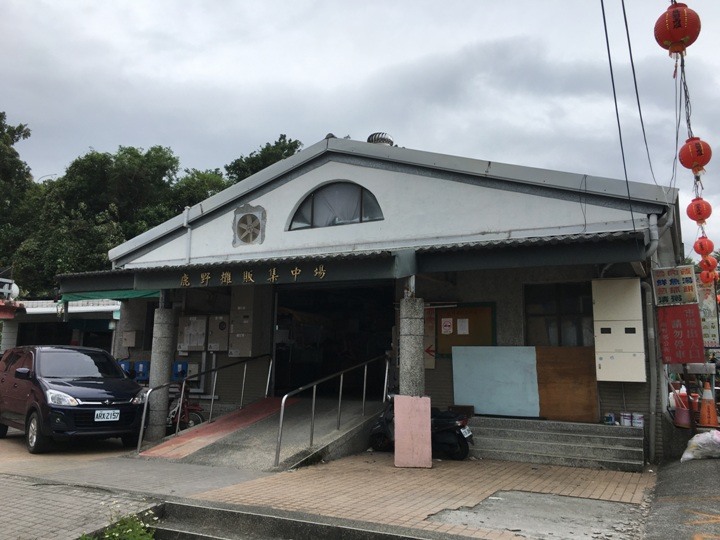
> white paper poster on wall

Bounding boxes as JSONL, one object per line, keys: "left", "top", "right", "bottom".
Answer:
{"left": 697, "top": 281, "right": 720, "bottom": 347}
{"left": 457, "top": 318, "right": 469, "bottom": 335}
{"left": 441, "top": 318, "right": 453, "bottom": 335}
{"left": 452, "top": 346, "right": 540, "bottom": 417}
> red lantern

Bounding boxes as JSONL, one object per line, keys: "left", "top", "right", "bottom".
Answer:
{"left": 700, "top": 255, "right": 718, "bottom": 272}
{"left": 687, "top": 197, "right": 713, "bottom": 224}
{"left": 679, "top": 137, "right": 712, "bottom": 175}
{"left": 654, "top": 3, "right": 701, "bottom": 55}
{"left": 716, "top": 294, "right": 720, "bottom": 304}
{"left": 694, "top": 235, "right": 714, "bottom": 256}
{"left": 699, "top": 270, "right": 718, "bottom": 284}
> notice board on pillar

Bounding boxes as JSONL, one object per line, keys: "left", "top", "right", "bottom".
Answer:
{"left": 436, "top": 305, "right": 494, "bottom": 356}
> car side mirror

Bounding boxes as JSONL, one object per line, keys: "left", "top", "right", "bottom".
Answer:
{"left": 14, "top": 367, "right": 32, "bottom": 380}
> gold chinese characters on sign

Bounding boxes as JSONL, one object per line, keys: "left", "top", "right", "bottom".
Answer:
{"left": 179, "top": 264, "right": 329, "bottom": 288}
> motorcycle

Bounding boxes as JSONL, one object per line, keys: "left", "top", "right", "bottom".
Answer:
{"left": 369, "top": 395, "right": 474, "bottom": 460}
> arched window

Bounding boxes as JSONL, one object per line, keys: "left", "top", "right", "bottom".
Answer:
{"left": 290, "top": 182, "right": 383, "bottom": 230}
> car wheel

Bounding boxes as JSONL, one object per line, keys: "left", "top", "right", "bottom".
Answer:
{"left": 0, "top": 423, "right": 8, "bottom": 438}
{"left": 121, "top": 433, "right": 139, "bottom": 448}
{"left": 26, "top": 412, "right": 50, "bottom": 454}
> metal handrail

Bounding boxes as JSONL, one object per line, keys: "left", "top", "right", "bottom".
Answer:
{"left": 136, "top": 353, "right": 273, "bottom": 453}
{"left": 274, "top": 354, "right": 389, "bottom": 467}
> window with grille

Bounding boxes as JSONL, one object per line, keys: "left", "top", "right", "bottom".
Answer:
{"left": 525, "top": 282, "right": 594, "bottom": 347}
{"left": 290, "top": 182, "right": 383, "bottom": 230}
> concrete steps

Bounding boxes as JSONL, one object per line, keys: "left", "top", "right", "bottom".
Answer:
{"left": 468, "top": 416, "right": 645, "bottom": 472}
{"left": 152, "top": 501, "right": 429, "bottom": 540}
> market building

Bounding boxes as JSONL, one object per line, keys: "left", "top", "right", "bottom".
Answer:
{"left": 54, "top": 133, "right": 684, "bottom": 461}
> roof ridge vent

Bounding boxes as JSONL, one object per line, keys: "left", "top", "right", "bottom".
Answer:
{"left": 367, "top": 132, "right": 394, "bottom": 146}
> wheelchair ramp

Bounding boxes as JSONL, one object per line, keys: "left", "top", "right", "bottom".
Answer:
{"left": 141, "top": 397, "right": 383, "bottom": 472}
{"left": 140, "top": 397, "right": 292, "bottom": 461}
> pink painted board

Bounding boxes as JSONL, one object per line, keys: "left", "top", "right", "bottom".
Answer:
{"left": 393, "top": 395, "right": 432, "bottom": 468}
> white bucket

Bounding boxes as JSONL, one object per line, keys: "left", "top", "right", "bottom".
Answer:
{"left": 620, "top": 412, "right": 632, "bottom": 426}
{"left": 631, "top": 413, "right": 645, "bottom": 428}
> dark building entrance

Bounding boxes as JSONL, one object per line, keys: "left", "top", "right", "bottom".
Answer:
{"left": 272, "top": 282, "right": 395, "bottom": 397}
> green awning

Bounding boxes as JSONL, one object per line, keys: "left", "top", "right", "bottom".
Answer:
{"left": 60, "top": 290, "right": 160, "bottom": 302}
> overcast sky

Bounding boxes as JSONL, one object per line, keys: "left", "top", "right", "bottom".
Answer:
{"left": 3, "top": 1, "right": 720, "bottom": 259}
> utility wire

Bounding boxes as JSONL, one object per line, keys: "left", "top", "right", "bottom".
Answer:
{"left": 600, "top": 0, "right": 636, "bottom": 232}
{"left": 620, "top": 1, "right": 670, "bottom": 206}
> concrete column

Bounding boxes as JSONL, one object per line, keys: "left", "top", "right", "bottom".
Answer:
{"left": 145, "top": 307, "right": 177, "bottom": 440}
{"left": 1, "top": 320, "right": 18, "bottom": 352}
{"left": 399, "top": 296, "right": 425, "bottom": 396}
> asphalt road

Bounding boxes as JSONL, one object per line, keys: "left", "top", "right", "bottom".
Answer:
{"left": 644, "top": 457, "right": 720, "bottom": 539}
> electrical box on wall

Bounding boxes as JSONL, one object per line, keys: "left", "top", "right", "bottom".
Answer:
{"left": 226, "top": 285, "right": 273, "bottom": 358}
{"left": 229, "top": 287, "right": 255, "bottom": 357}
{"left": 595, "top": 352, "right": 646, "bottom": 382}
{"left": 592, "top": 278, "right": 646, "bottom": 382}
{"left": 229, "top": 332, "right": 253, "bottom": 357}
{"left": 187, "top": 362, "right": 200, "bottom": 378}
{"left": 207, "top": 315, "right": 229, "bottom": 351}
{"left": 122, "top": 331, "right": 137, "bottom": 348}
{"left": 177, "top": 316, "right": 208, "bottom": 352}
{"left": 232, "top": 287, "right": 254, "bottom": 314}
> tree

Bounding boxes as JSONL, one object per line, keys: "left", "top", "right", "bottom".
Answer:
{"left": 0, "top": 112, "right": 33, "bottom": 270}
{"left": 225, "top": 134, "right": 302, "bottom": 184}
{"left": 3, "top": 127, "right": 303, "bottom": 297}
{"left": 13, "top": 202, "right": 125, "bottom": 297}
{"left": 10, "top": 145, "right": 180, "bottom": 297}
{"left": 167, "top": 168, "right": 229, "bottom": 215}
{"left": 55, "top": 146, "right": 180, "bottom": 239}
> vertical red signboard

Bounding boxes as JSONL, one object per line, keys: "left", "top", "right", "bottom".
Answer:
{"left": 657, "top": 304, "right": 705, "bottom": 364}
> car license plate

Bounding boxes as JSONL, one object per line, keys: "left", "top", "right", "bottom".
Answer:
{"left": 94, "top": 409, "right": 120, "bottom": 422}
{"left": 461, "top": 426, "right": 472, "bottom": 438}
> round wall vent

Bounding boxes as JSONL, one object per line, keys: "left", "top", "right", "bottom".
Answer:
{"left": 236, "top": 213, "right": 261, "bottom": 244}
{"left": 232, "top": 204, "right": 266, "bottom": 247}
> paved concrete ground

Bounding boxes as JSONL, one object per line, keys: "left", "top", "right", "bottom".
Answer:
{"left": 1, "top": 422, "right": 718, "bottom": 540}
{"left": 644, "top": 457, "right": 720, "bottom": 539}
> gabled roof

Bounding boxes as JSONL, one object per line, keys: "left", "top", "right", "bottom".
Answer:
{"left": 108, "top": 136, "right": 678, "bottom": 268}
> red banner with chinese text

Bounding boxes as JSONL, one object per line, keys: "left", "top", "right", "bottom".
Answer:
{"left": 657, "top": 304, "right": 705, "bottom": 364}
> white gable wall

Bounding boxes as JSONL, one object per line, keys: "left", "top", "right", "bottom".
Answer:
{"left": 126, "top": 161, "right": 649, "bottom": 268}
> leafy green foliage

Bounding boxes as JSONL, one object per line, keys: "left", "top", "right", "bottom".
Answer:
{"left": 167, "top": 168, "right": 229, "bottom": 215}
{"left": 79, "top": 509, "right": 157, "bottom": 539}
{"left": 225, "top": 134, "right": 302, "bottom": 183}
{"left": 11, "top": 145, "right": 180, "bottom": 297}
{"left": 55, "top": 146, "right": 180, "bottom": 239}
{"left": 1, "top": 112, "right": 302, "bottom": 298}
{"left": 0, "top": 112, "right": 33, "bottom": 269}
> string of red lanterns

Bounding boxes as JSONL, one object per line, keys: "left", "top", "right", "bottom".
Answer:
{"left": 656, "top": 2, "right": 715, "bottom": 283}
{"left": 654, "top": 2, "right": 701, "bottom": 55}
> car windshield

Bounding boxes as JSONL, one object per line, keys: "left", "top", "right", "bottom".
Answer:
{"left": 37, "top": 350, "right": 125, "bottom": 379}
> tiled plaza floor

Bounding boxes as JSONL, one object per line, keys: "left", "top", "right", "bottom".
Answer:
{"left": 195, "top": 452, "right": 655, "bottom": 539}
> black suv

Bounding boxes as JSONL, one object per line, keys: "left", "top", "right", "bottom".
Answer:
{"left": 0, "top": 345, "right": 147, "bottom": 453}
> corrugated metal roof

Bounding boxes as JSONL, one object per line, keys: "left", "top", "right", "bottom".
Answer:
{"left": 59, "top": 230, "right": 641, "bottom": 281}
{"left": 416, "top": 230, "right": 645, "bottom": 253}
{"left": 58, "top": 249, "right": 393, "bottom": 279}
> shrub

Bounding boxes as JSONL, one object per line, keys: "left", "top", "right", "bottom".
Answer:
{"left": 78, "top": 509, "right": 156, "bottom": 539}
